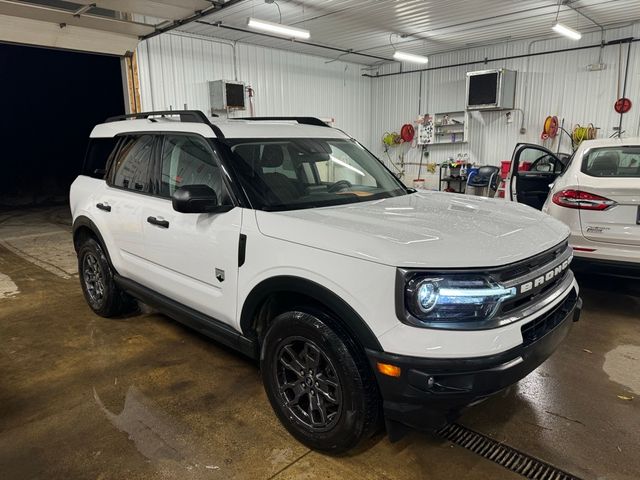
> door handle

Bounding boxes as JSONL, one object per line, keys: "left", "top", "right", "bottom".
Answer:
{"left": 96, "top": 202, "right": 111, "bottom": 212}
{"left": 147, "top": 216, "right": 169, "bottom": 228}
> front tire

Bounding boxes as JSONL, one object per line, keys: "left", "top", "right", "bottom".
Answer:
{"left": 261, "top": 310, "right": 381, "bottom": 454}
{"left": 77, "top": 238, "right": 134, "bottom": 317}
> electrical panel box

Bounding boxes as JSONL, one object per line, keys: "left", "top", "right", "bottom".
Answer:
{"left": 466, "top": 69, "right": 516, "bottom": 110}
{"left": 209, "top": 80, "right": 245, "bottom": 112}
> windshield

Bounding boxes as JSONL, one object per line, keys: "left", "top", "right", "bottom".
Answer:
{"left": 582, "top": 146, "right": 640, "bottom": 178}
{"left": 222, "top": 138, "right": 409, "bottom": 210}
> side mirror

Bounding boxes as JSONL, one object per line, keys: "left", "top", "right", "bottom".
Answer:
{"left": 172, "top": 185, "right": 233, "bottom": 214}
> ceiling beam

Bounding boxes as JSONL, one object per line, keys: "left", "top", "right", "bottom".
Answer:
{"left": 196, "top": 20, "right": 394, "bottom": 63}
{"left": 0, "top": 0, "right": 154, "bottom": 36}
{"left": 140, "top": 0, "right": 247, "bottom": 40}
{"left": 72, "top": 0, "right": 208, "bottom": 21}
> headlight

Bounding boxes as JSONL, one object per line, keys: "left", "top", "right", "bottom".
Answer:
{"left": 404, "top": 275, "right": 516, "bottom": 328}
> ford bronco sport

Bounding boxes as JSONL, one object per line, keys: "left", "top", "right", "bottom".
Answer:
{"left": 71, "top": 110, "right": 581, "bottom": 453}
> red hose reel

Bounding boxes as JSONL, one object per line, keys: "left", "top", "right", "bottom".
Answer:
{"left": 540, "top": 116, "right": 559, "bottom": 140}
{"left": 400, "top": 123, "right": 415, "bottom": 143}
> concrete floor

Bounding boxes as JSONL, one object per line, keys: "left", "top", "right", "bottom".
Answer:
{"left": 0, "top": 207, "right": 638, "bottom": 480}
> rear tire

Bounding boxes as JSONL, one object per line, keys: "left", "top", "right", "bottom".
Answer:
{"left": 261, "top": 310, "right": 381, "bottom": 454}
{"left": 78, "top": 238, "right": 135, "bottom": 317}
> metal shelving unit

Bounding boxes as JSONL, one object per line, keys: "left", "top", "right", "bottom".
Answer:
{"left": 430, "top": 111, "right": 469, "bottom": 145}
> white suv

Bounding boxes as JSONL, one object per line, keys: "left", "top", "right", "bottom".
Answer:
{"left": 70, "top": 111, "right": 581, "bottom": 453}
{"left": 506, "top": 139, "right": 640, "bottom": 277}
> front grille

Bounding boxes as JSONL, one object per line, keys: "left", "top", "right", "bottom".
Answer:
{"left": 521, "top": 290, "right": 577, "bottom": 346}
{"left": 501, "top": 270, "right": 569, "bottom": 314}
{"left": 494, "top": 241, "right": 568, "bottom": 282}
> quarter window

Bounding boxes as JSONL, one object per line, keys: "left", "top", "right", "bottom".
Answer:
{"left": 159, "top": 135, "right": 228, "bottom": 201}
{"left": 83, "top": 138, "right": 119, "bottom": 179}
{"left": 111, "top": 135, "right": 154, "bottom": 192}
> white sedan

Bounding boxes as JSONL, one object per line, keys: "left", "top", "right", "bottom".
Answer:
{"left": 506, "top": 138, "right": 640, "bottom": 277}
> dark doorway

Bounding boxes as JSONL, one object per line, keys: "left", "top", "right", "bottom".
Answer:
{"left": 0, "top": 43, "right": 125, "bottom": 207}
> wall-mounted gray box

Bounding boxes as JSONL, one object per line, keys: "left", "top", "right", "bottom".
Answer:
{"left": 466, "top": 69, "right": 516, "bottom": 110}
{"left": 209, "top": 80, "right": 245, "bottom": 111}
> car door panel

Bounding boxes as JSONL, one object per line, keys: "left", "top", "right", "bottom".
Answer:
{"left": 508, "top": 143, "right": 564, "bottom": 210}
{"left": 141, "top": 197, "right": 242, "bottom": 325}
{"left": 99, "top": 134, "right": 155, "bottom": 280}
{"left": 136, "top": 133, "right": 242, "bottom": 327}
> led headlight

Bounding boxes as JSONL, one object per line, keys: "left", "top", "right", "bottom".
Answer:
{"left": 416, "top": 280, "right": 439, "bottom": 313}
{"left": 404, "top": 275, "right": 516, "bottom": 328}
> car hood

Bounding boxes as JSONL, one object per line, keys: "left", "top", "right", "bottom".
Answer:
{"left": 255, "top": 191, "right": 569, "bottom": 268}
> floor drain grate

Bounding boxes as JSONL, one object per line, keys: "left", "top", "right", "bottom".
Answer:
{"left": 438, "top": 423, "right": 583, "bottom": 480}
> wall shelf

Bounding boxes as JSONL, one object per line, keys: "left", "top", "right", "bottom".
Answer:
{"left": 418, "top": 111, "right": 469, "bottom": 146}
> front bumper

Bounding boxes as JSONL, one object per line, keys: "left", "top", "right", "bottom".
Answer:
{"left": 367, "top": 289, "right": 581, "bottom": 434}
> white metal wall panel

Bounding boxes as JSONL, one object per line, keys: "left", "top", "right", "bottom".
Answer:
{"left": 369, "top": 24, "right": 640, "bottom": 189}
{"left": 137, "top": 24, "right": 639, "bottom": 192}
{"left": 136, "top": 32, "right": 371, "bottom": 144}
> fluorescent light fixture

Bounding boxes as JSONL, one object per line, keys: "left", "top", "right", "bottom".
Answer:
{"left": 393, "top": 51, "right": 429, "bottom": 64}
{"left": 552, "top": 22, "right": 582, "bottom": 40}
{"left": 247, "top": 17, "right": 310, "bottom": 39}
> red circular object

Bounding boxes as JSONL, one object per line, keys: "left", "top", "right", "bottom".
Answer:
{"left": 400, "top": 124, "right": 415, "bottom": 142}
{"left": 614, "top": 98, "right": 632, "bottom": 114}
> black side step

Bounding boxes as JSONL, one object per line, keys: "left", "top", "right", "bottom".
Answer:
{"left": 114, "top": 275, "right": 258, "bottom": 359}
{"left": 439, "top": 423, "right": 584, "bottom": 480}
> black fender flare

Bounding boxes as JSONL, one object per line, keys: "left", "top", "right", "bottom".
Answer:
{"left": 240, "top": 275, "right": 383, "bottom": 351}
{"left": 72, "top": 215, "right": 114, "bottom": 268}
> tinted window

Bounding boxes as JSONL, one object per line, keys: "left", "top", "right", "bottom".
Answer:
{"left": 226, "top": 137, "right": 407, "bottom": 211}
{"left": 111, "top": 135, "right": 154, "bottom": 192}
{"left": 159, "top": 134, "right": 228, "bottom": 202}
{"left": 83, "top": 138, "right": 119, "bottom": 179}
{"left": 582, "top": 147, "right": 640, "bottom": 177}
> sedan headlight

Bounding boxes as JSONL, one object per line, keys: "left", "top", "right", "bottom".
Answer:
{"left": 403, "top": 275, "right": 516, "bottom": 328}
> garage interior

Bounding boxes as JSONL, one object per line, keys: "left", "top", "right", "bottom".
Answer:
{"left": 1, "top": 1, "right": 639, "bottom": 479}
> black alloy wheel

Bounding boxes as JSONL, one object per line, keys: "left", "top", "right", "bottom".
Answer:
{"left": 77, "top": 238, "right": 135, "bottom": 317}
{"left": 274, "top": 337, "right": 342, "bottom": 432}
{"left": 82, "top": 252, "right": 105, "bottom": 308}
{"left": 261, "top": 310, "right": 381, "bottom": 454}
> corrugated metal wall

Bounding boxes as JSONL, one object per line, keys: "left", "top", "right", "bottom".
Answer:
{"left": 369, "top": 24, "right": 640, "bottom": 188}
{"left": 136, "top": 24, "right": 639, "bottom": 191}
{"left": 136, "top": 32, "right": 372, "bottom": 145}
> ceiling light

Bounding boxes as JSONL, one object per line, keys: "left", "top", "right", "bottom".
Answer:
{"left": 393, "top": 51, "right": 429, "bottom": 64}
{"left": 552, "top": 22, "right": 582, "bottom": 40}
{"left": 247, "top": 17, "right": 310, "bottom": 39}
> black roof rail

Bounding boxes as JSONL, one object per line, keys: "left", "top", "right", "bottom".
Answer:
{"left": 104, "top": 110, "right": 225, "bottom": 138}
{"left": 236, "top": 116, "right": 330, "bottom": 128}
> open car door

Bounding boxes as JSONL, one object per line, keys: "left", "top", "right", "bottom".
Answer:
{"left": 507, "top": 143, "right": 566, "bottom": 210}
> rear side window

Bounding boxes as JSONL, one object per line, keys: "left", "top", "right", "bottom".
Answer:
{"left": 110, "top": 135, "right": 155, "bottom": 192}
{"left": 83, "top": 138, "right": 119, "bottom": 179}
{"left": 582, "top": 147, "right": 640, "bottom": 177}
